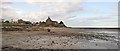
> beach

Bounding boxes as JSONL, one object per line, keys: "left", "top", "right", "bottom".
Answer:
{"left": 2, "top": 28, "right": 119, "bottom": 50}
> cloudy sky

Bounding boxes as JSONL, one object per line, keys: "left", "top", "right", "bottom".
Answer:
{"left": 0, "top": 0, "right": 119, "bottom": 28}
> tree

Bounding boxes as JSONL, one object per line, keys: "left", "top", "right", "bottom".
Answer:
{"left": 39, "top": 21, "right": 41, "bottom": 24}
{"left": 36, "top": 22, "right": 39, "bottom": 24}
{"left": 1, "top": 19, "right": 5, "bottom": 23}
{"left": 5, "top": 20, "right": 9, "bottom": 23}
{"left": 25, "top": 21, "right": 32, "bottom": 24}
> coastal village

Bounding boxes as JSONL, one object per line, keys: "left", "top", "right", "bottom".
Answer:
{"left": 1, "top": 16, "right": 66, "bottom": 31}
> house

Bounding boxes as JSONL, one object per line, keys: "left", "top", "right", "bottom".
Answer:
{"left": 39, "top": 16, "right": 66, "bottom": 27}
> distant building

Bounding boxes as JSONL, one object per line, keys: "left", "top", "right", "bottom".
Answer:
{"left": 17, "top": 17, "right": 67, "bottom": 27}
{"left": 39, "top": 16, "right": 66, "bottom": 27}
{"left": 59, "top": 21, "right": 66, "bottom": 27}
{"left": 18, "top": 19, "right": 25, "bottom": 24}
{"left": 18, "top": 19, "right": 31, "bottom": 24}
{"left": 46, "top": 17, "right": 53, "bottom": 27}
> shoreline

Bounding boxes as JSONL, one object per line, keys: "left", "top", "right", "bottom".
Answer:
{"left": 2, "top": 28, "right": 119, "bottom": 50}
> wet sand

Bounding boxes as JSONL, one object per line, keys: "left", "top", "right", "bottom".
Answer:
{"left": 2, "top": 28, "right": 118, "bottom": 50}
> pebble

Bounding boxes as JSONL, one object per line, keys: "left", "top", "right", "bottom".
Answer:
{"left": 63, "top": 44, "right": 66, "bottom": 46}
{"left": 52, "top": 41, "right": 55, "bottom": 44}
{"left": 36, "top": 38, "right": 39, "bottom": 40}
{"left": 44, "top": 41, "right": 46, "bottom": 43}
{"left": 47, "top": 45, "right": 49, "bottom": 46}
{"left": 96, "top": 44, "right": 98, "bottom": 46}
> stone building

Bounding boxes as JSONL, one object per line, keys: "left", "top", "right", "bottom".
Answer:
{"left": 39, "top": 16, "right": 66, "bottom": 27}
{"left": 17, "top": 17, "right": 66, "bottom": 27}
{"left": 46, "top": 17, "right": 53, "bottom": 27}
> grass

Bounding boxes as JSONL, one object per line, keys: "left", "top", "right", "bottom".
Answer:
{"left": 1, "top": 22, "right": 32, "bottom": 28}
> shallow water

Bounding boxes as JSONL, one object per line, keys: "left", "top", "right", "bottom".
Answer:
{"left": 78, "top": 29, "right": 118, "bottom": 36}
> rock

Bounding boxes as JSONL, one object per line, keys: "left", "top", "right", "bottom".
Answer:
{"left": 63, "top": 44, "right": 66, "bottom": 46}
{"left": 48, "top": 45, "right": 49, "bottom": 46}
{"left": 96, "top": 44, "right": 98, "bottom": 46}
{"left": 52, "top": 41, "right": 55, "bottom": 44}
{"left": 26, "top": 40, "right": 29, "bottom": 42}
{"left": 56, "top": 43, "right": 58, "bottom": 44}
{"left": 44, "top": 41, "right": 46, "bottom": 43}
{"left": 46, "top": 29, "right": 50, "bottom": 32}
